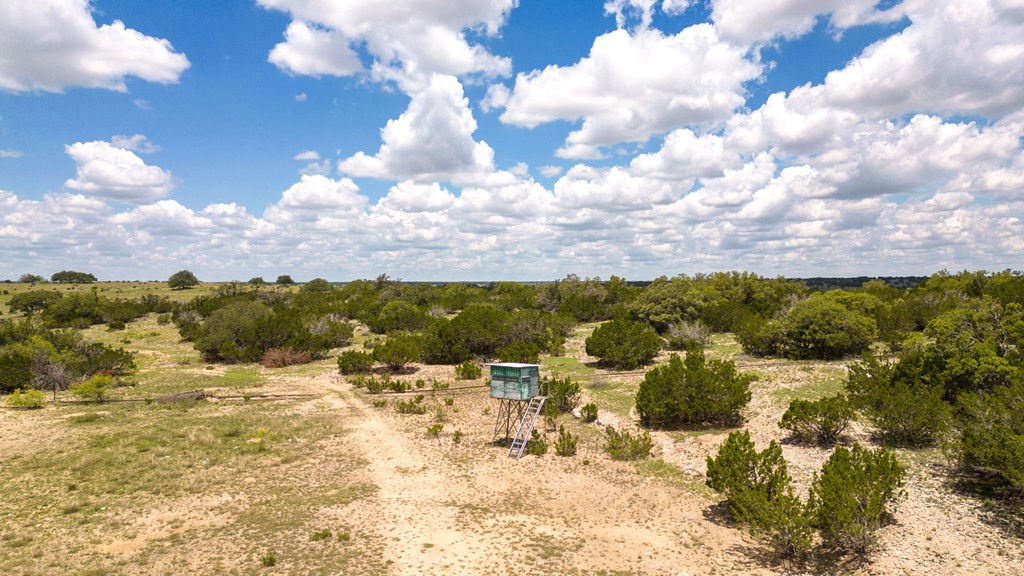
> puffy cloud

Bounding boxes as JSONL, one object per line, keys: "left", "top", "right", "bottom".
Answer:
{"left": 258, "top": 0, "right": 514, "bottom": 91}
{"left": 629, "top": 129, "right": 742, "bottom": 181}
{"left": 268, "top": 21, "right": 362, "bottom": 77}
{"left": 263, "top": 174, "right": 367, "bottom": 225}
{"left": 553, "top": 165, "right": 677, "bottom": 212}
{"left": 710, "top": 0, "right": 903, "bottom": 45}
{"left": 0, "top": 150, "right": 24, "bottom": 158}
{"left": 63, "top": 139, "right": 175, "bottom": 203}
{"left": 539, "top": 166, "right": 564, "bottom": 178}
{"left": 811, "top": 115, "right": 1022, "bottom": 198}
{"left": 818, "top": 0, "right": 1024, "bottom": 118}
{"left": 338, "top": 74, "right": 498, "bottom": 184}
{"left": 497, "top": 25, "right": 760, "bottom": 158}
{"left": 0, "top": 0, "right": 189, "bottom": 93}
{"left": 377, "top": 181, "right": 455, "bottom": 213}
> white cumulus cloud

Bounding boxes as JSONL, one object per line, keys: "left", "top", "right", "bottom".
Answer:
{"left": 338, "top": 74, "right": 498, "bottom": 184}
{"left": 0, "top": 0, "right": 189, "bottom": 93}
{"left": 63, "top": 139, "right": 175, "bottom": 203}
{"left": 259, "top": 0, "right": 515, "bottom": 91}
{"left": 498, "top": 25, "right": 760, "bottom": 158}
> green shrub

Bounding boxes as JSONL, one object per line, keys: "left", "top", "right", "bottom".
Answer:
{"left": 580, "top": 402, "right": 598, "bottom": 423}
{"left": 373, "top": 334, "right": 421, "bottom": 371}
{"left": 778, "top": 395, "right": 853, "bottom": 446}
{"left": 585, "top": 318, "right": 662, "bottom": 370}
{"left": 396, "top": 399, "right": 427, "bottom": 414}
{"left": 705, "top": 431, "right": 814, "bottom": 558}
{"left": 452, "top": 429, "right": 463, "bottom": 444}
{"left": 809, "top": 443, "right": 905, "bottom": 553}
{"left": 526, "top": 429, "right": 548, "bottom": 456}
{"left": 388, "top": 379, "right": 410, "bottom": 393}
{"left": 5, "top": 388, "right": 46, "bottom": 409}
{"left": 555, "top": 425, "right": 577, "bottom": 456}
{"left": 310, "top": 529, "right": 332, "bottom": 541}
{"left": 372, "top": 300, "right": 429, "bottom": 334}
{"left": 497, "top": 341, "right": 541, "bottom": 364}
{"left": 706, "top": 431, "right": 791, "bottom": 516}
{"left": 156, "top": 313, "right": 171, "bottom": 325}
{"left": 603, "top": 426, "right": 652, "bottom": 460}
{"left": 780, "top": 295, "right": 877, "bottom": 360}
{"left": 454, "top": 361, "right": 482, "bottom": 380}
{"left": 260, "top": 550, "right": 277, "bottom": 567}
{"left": 955, "top": 378, "right": 1024, "bottom": 492}
{"left": 70, "top": 375, "right": 114, "bottom": 403}
{"left": 846, "top": 353, "right": 951, "bottom": 446}
{"left": 426, "top": 423, "right": 444, "bottom": 439}
{"left": 735, "top": 316, "right": 784, "bottom": 357}
{"left": 635, "top": 350, "right": 753, "bottom": 428}
{"left": 541, "top": 375, "right": 582, "bottom": 415}
{"left": 338, "top": 350, "right": 375, "bottom": 374}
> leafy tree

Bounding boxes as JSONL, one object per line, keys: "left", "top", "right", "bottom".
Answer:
{"left": 248, "top": 276, "right": 266, "bottom": 286}
{"left": 809, "top": 443, "right": 906, "bottom": 553}
{"left": 167, "top": 270, "right": 200, "bottom": 290}
{"left": 585, "top": 318, "right": 662, "bottom": 369}
{"left": 40, "top": 292, "right": 104, "bottom": 328}
{"left": 778, "top": 395, "right": 854, "bottom": 446}
{"left": 846, "top": 353, "right": 952, "bottom": 446}
{"left": 635, "top": 350, "right": 753, "bottom": 428}
{"left": 373, "top": 334, "right": 421, "bottom": 371}
{"left": 195, "top": 300, "right": 275, "bottom": 362}
{"left": 372, "top": 300, "right": 428, "bottom": 334}
{"left": 497, "top": 341, "right": 540, "bottom": 363}
{"left": 779, "top": 294, "right": 877, "bottom": 360}
{"left": 51, "top": 270, "right": 96, "bottom": 283}
{"left": 955, "top": 378, "right": 1024, "bottom": 493}
{"left": 449, "top": 304, "right": 511, "bottom": 357}
{"left": 301, "top": 278, "right": 334, "bottom": 293}
{"left": 420, "top": 317, "right": 472, "bottom": 365}
{"left": 8, "top": 290, "right": 62, "bottom": 315}
{"left": 738, "top": 294, "right": 877, "bottom": 360}
{"left": 276, "top": 275, "right": 295, "bottom": 285}
{"left": 17, "top": 274, "right": 46, "bottom": 284}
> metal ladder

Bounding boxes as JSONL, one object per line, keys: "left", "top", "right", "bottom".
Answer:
{"left": 508, "top": 396, "right": 547, "bottom": 459}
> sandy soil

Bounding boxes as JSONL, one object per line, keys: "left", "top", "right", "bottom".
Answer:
{"left": 3, "top": 335, "right": 1023, "bottom": 575}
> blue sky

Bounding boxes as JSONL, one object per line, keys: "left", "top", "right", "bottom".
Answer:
{"left": 1, "top": 0, "right": 1022, "bottom": 281}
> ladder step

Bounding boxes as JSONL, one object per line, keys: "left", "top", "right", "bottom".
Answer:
{"left": 508, "top": 396, "right": 547, "bottom": 459}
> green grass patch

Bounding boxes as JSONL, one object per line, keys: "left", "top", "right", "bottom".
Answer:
{"left": 541, "top": 355, "right": 596, "bottom": 383}
{"left": 585, "top": 384, "right": 635, "bottom": 417}
{"left": 770, "top": 365, "right": 848, "bottom": 405}
{"left": 706, "top": 333, "right": 743, "bottom": 359}
{"left": 636, "top": 458, "right": 717, "bottom": 498}
{"left": 217, "top": 367, "right": 263, "bottom": 388}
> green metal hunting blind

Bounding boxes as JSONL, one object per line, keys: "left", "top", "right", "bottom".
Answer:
{"left": 489, "top": 362, "right": 540, "bottom": 401}
{"left": 489, "top": 363, "right": 546, "bottom": 458}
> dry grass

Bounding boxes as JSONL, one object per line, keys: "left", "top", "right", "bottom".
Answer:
{"left": 2, "top": 297, "right": 1023, "bottom": 575}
